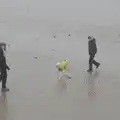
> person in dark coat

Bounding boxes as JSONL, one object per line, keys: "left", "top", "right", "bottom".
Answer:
{"left": 87, "top": 36, "right": 100, "bottom": 72}
{"left": 0, "top": 47, "right": 10, "bottom": 92}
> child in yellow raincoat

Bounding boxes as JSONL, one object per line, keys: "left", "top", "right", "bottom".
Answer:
{"left": 56, "top": 60, "right": 72, "bottom": 79}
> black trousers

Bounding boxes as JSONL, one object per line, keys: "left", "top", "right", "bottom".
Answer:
{"left": 89, "top": 54, "right": 99, "bottom": 70}
{"left": 0, "top": 69, "right": 7, "bottom": 88}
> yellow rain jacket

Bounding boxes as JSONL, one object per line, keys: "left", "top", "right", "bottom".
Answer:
{"left": 58, "top": 60, "right": 67, "bottom": 71}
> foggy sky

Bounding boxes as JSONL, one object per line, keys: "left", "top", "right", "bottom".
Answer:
{"left": 0, "top": 0, "right": 120, "bottom": 25}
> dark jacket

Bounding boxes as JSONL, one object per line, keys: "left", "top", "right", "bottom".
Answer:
{"left": 0, "top": 48, "right": 9, "bottom": 72}
{"left": 88, "top": 38, "right": 97, "bottom": 55}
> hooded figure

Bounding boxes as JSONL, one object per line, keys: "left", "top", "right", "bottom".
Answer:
{"left": 87, "top": 36, "right": 100, "bottom": 72}
{"left": 0, "top": 42, "right": 6, "bottom": 51}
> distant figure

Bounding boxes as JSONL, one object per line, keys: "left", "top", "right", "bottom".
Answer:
{"left": 56, "top": 60, "right": 72, "bottom": 79}
{"left": 87, "top": 36, "right": 100, "bottom": 72}
{"left": 0, "top": 47, "right": 10, "bottom": 92}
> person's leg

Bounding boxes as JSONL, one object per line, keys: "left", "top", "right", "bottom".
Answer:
{"left": 63, "top": 70, "right": 72, "bottom": 79}
{"left": 0, "top": 74, "right": 1, "bottom": 82}
{"left": 2, "top": 73, "right": 7, "bottom": 88}
{"left": 1, "top": 70, "right": 9, "bottom": 92}
{"left": 93, "top": 60, "right": 100, "bottom": 66}
{"left": 0, "top": 68, "right": 1, "bottom": 82}
{"left": 93, "top": 55, "right": 100, "bottom": 68}
{"left": 57, "top": 69, "right": 63, "bottom": 79}
{"left": 88, "top": 55, "right": 94, "bottom": 71}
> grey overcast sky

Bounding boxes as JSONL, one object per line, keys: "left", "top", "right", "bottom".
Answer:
{"left": 0, "top": 0, "right": 120, "bottom": 25}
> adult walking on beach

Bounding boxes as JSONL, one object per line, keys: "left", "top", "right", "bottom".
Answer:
{"left": 0, "top": 46, "right": 10, "bottom": 92}
{"left": 87, "top": 36, "right": 100, "bottom": 72}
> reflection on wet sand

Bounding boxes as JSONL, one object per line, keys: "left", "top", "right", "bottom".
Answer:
{"left": 57, "top": 78, "right": 67, "bottom": 92}
{"left": 85, "top": 70, "right": 99, "bottom": 97}
{"left": 53, "top": 76, "right": 71, "bottom": 95}
{"left": 0, "top": 92, "right": 8, "bottom": 120}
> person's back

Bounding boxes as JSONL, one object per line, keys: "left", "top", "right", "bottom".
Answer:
{"left": 88, "top": 37, "right": 97, "bottom": 55}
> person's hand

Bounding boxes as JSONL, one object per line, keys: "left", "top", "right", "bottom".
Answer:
{"left": 6, "top": 65, "right": 10, "bottom": 70}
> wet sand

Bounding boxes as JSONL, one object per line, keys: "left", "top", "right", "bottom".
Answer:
{"left": 0, "top": 25, "right": 120, "bottom": 120}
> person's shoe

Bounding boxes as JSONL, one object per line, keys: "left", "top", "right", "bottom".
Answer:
{"left": 96, "top": 63, "right": 100, "bottom": 69}
{"left": 1, "top": 88, "right": 10, "bottom": 92}
{"left": 87, "top": 69, "right": 93, "bottom": 72}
